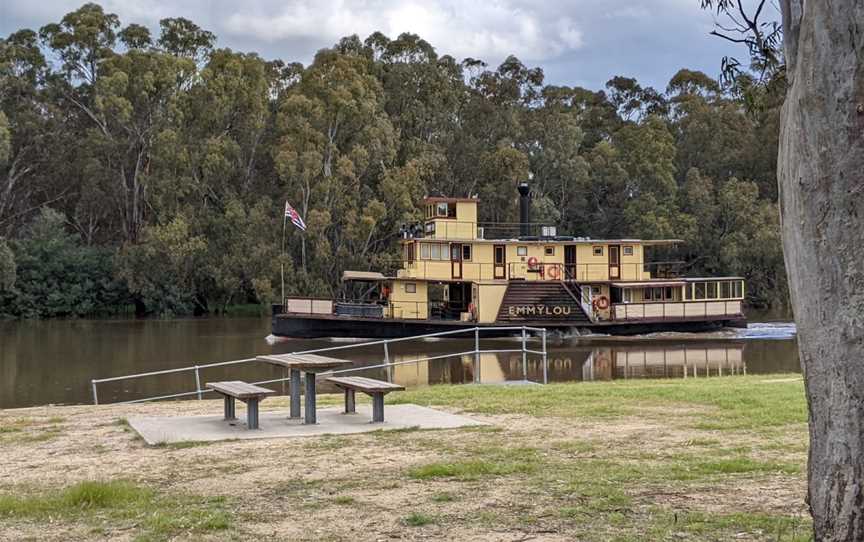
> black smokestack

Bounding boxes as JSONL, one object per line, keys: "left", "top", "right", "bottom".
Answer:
{"left": 517, "top": 182, "right": 530, "bottom": 237}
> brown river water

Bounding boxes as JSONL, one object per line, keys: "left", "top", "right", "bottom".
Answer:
{"left": 0, "top": 316, "right": 799, "bottom": 409}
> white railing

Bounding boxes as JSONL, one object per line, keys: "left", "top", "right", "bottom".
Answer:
{"left": 90, "top": 326, "right": 549, "bottom": 405}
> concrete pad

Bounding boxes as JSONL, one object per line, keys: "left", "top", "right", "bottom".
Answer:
{"left": 128, "top": 404, "right": 487, "bottom": 445}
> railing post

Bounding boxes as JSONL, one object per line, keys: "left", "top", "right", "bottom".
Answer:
{"left": 194, "top": 366, "right": 202, "bottom": 400}
{"left": 541, "top": 328, "right": 548, "bottom": 385}
{"left": 521, "top": 326, "right": 528, "bottom": 381}
{"left": 474, "top": 327, "right": 480, "bottom": 384}
{"left": 91, "top": 380, "right": 99, "bottom": 405}
{"left": 383, "top": 341, "right": 392, "bottom": 382}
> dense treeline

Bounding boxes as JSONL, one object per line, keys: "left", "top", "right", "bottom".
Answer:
{"left": 0, "top": 3, "right": 786, "bottom": 318}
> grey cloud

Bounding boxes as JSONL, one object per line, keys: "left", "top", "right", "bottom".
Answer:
{"left": 0, "top": 0, "right": 772, "bottom": 90}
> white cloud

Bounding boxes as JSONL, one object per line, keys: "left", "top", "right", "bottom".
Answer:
{"left": 222, "top": 0, "right": 583, "bottom": 62}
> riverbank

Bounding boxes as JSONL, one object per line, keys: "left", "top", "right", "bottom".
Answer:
{"left": 0, "top": 376, "right": 809, "bottom": 541}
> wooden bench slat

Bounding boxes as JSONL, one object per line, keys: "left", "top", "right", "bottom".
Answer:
{"left": 326, "top": 376, "right": 405, "bottom": 393}
{"left": 206, "top": 381, "right": 276, "bottom": 399}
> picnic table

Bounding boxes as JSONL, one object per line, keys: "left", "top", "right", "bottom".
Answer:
{"left": 256, "top": 353, "right": 350, "bottom": 424}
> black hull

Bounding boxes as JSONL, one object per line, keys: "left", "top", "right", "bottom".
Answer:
{"left": 271, "top": 313, "right": 748, "bottom": 339}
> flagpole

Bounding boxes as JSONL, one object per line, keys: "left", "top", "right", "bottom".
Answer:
{"left": 281, "top": 208, "right": 287, "bottom": 307}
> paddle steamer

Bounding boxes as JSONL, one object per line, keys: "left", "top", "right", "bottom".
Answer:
{"left": 272, "top": 184, "right": 747, "bottom": 338}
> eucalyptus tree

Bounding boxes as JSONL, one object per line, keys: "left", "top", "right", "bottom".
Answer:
{"left": 703, "top": 1, "right": 864, "bottom": 538}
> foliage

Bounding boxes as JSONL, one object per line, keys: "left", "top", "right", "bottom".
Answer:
{"left": 0, "top": 4, "right": 789, "bottom": 317}
{"left": 0, "top": 208, "right": 126, "bottom": 317}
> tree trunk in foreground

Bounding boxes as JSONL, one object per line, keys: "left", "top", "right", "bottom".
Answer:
{"left": 779, "top": 2, "right": 864, "bottom": 540}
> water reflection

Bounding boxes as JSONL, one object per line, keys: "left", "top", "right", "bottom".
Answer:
{"left": 0, "top": 318, "right": 800, "bottom": 408}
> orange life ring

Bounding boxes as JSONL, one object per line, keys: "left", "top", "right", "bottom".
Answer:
{"left": 547, "top": 265, "right": 560, "bottom": 279}
{"left": 527, "top": 256, "right": 538, "bottom": 270}
{"left": 593, "top": 295, "right": 610, "bottom": 310}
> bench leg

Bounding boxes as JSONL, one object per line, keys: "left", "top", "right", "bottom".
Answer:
{"left": 289, "top": 369, "right": 301, "bottom": 419}
{"left": 371, "top": 392, "right": 385, "bottom": 423}
{"left": 223, "top": 396, "right": 236, "bottom": 421}
{"left": 246, "top": 398, "right": 260, "bottom": 430}
{"left": 344, "top": 389, "right": 356, "bottom": 414}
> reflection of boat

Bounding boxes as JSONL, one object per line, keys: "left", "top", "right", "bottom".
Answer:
{"left": 274, "top": 184, "right": 747, "bottom": 339}
{"left": 375, "top": 343, "right": 746, "bottom": 386}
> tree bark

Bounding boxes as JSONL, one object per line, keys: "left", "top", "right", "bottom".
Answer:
{"left": 778, "top": 2, "right": 864, "bottom": 540}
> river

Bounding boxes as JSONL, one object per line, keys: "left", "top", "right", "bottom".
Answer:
{"left": 0, "top": 316, "right": 800, "bottom": 409}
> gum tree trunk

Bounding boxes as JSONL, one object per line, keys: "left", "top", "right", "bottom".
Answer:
{"left": 779, "top": 1, "right": 864, "bottom": 540}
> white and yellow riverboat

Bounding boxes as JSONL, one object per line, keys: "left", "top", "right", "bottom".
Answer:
{"left": 272, "top": 184, "right": 746, "bottom": 338}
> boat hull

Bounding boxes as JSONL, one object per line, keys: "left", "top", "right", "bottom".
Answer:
{"left": 271, "top": 313, "right": 748, "bottom": 339}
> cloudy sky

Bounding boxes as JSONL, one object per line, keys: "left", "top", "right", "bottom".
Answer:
{"left": 0, "top": 0, "right": 770, "bottom": 91}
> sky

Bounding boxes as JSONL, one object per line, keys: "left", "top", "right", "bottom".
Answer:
{"left": 0, "top": 0, "right": 772, "bottom": 91}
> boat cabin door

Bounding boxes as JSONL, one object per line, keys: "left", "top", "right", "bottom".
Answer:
{"left": 493, "top": 244, "right": 506, "bottom": 279}
{"left": 451, "top": 243, "right": 462, "bottom": 279}
{"left": 608, "top": 244, "right": 620, "bottom": 280}
{"left": 564, "top": 245, "right": 577, "bottom": 280}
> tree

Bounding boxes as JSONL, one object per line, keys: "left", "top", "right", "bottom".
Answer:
{"left": 705, "top": 0, "right": 864, "bottom": 538}
{"left": 777, "top": 2, "right": 864, "bottom": 539}
{"left": 0, "top": 236, "right": 14, "bottom": 291}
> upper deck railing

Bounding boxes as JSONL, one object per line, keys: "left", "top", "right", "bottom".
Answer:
{"left": 408, "top": 220, "right": 566, "bottom": 241}
{"left": 396, "top": 260, "right": 684, "bottom": 282}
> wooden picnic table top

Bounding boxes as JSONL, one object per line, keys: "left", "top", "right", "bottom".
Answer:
{"left": 256, "top": 353, "right": 351, "bottom": 371}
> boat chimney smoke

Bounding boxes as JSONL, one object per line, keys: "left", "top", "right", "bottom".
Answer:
{"left": 517, "top": 182, "right": 530, "bottom": 237}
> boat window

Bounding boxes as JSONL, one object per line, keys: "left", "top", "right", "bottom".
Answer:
{"left": 448, "top": 204, "right": 456, "bottom": 218}
{"left": 441, "top": 244, "right": 449, "bottom": 260}
{"left": 623, "top": 246, "right": 634, "bottom": 256}
{"left": 734, "top": 280, "right": 743, "bottom": 298}
{"left": 593, "top": 246, "right": 603, "bottom": 256}
{"left": 695, "top": 282, "right": 706, "bottom": 299}
{"left": 665, "top": 287, "right": 673, "bottom": 300}
{"left": 623, "top": 289, "right": 632, "bottom": 303}
{"left": 436, "top": 202, "right": 448, "bottom": 217}
{"left": 545, "top": 246, "right": 555, "bottom": 256}
{"left": 405, "top": 282, "right": 416, "bottom": 293}
{"left": 707, "top": 282, "right": 718, "bottom": 299}
{"left": 684, "top": 284, "right": 692, "bottom": 300}
{"left": 644, "top": 287, "right": 653, "bottom": 301}
{"left": 517, "top": 246, "right": 528, "bottom": 256}
{"left": 420, "top": 243, "right": 430, "bottom": 259}
{"left": 720, "top": 281, "right": 731, "bottom": 298}
{"left": 405, "top": 243, "right": 415, "bottom": 262}
{"left": 462, "top": 245, "right": 472, "bottom": 261}
{"left": 430, "top": 243, "right": 440, "bottom": 260}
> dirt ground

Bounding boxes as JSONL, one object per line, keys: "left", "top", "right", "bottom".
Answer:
{"left": 0, "top": 396, "right": 808, "bottom": 541}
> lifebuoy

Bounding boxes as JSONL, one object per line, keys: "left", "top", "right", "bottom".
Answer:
{"left": 547, "top": 265, "right": 560, "bottom": 279}
{"left": 593, "top": 295, "right": 610, "bottom": 310}
{"left": 527, "top": 256, "right": 538, "bottom": 270}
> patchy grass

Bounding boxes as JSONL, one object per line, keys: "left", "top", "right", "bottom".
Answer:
{"left": 0, "top": 480, "right": 231, "bottom": 539}
{"left": 0, "top": 374, "right": 808, "bottom": 541}
{"left": 402, "top": 512, "right": 436, "bottom": 527}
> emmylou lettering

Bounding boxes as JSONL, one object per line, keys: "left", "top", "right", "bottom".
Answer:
{"left": 507, "top": 305, "right": 572, "bottom": 317}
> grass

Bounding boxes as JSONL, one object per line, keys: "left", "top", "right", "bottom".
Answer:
{"left": 0, "top": 480, "right": 231, "bottom": 538}
{"left": 1, "top": 374, "right": 809, "bottom": 541}
{"left": 392, "top": 374, "right": 807, "bottom": 432}
{"left": 402, "top": 512, "right": 436, "bottom": 527}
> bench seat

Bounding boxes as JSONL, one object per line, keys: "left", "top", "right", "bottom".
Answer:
{"left": 206, "top": 381, "right": 275, "bottom": 430}
{"left": 326, "top": 377, "right": 405, "bottom": 423}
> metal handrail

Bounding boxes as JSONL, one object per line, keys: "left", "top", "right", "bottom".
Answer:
{"left": 90, "top": 326, "right": 549, "bottom": 405}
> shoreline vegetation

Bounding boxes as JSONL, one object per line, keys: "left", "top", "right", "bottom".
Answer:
{"left": 1, "top": 3, "right": 788, "bottom": 320}
{"left": 0, "top": 376, "right": 808, "bottom": 540}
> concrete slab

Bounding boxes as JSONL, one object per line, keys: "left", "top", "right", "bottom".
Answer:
{"left": 128, "top": 404, "right": 487, "bottom": 445}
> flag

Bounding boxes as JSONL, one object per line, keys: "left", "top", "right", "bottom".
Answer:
{"left": 284, "top": 201, "right": 307, "bottom": 231}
